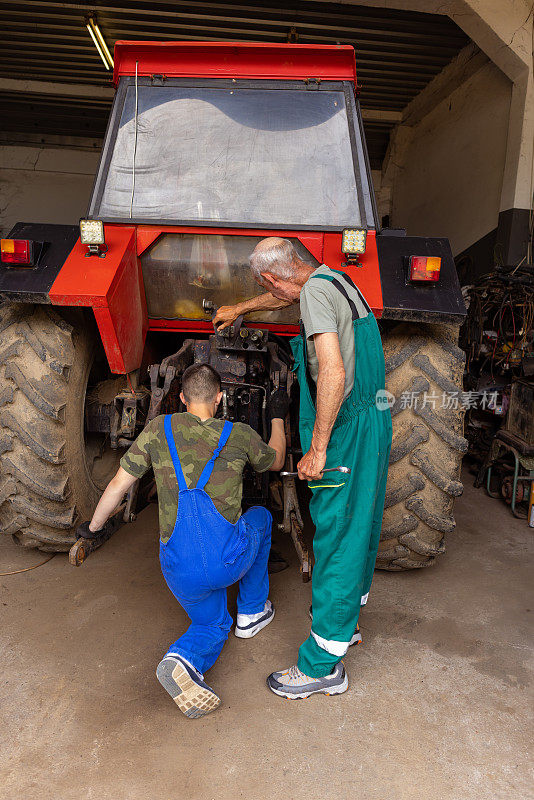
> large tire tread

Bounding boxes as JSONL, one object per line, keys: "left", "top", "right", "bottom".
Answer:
{"left": 0, "top": 304, "right": 103, "bottom": 552}
{"left": 377, "top": 323, "right": 467, "bottom": 571}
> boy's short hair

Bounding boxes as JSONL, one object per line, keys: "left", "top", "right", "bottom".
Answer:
{"left": 181, "top": 363, "right": 221, "bottom": 403}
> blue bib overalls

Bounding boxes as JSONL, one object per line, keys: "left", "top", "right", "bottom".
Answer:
{"left": 160, "top": 415, "right": 273, "bottom": 675}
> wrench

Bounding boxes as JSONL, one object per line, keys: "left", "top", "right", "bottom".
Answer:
{"left": 280, "top": 466, "right": 351, "bottom": 477}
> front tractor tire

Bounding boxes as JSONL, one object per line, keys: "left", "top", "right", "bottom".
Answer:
{"left": 377, "top": 322, "right": 467, "bottom": 570}
{"left": 0, "top": 303, "right": 121, "bottom": 552}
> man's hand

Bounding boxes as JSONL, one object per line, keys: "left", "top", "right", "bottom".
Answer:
{"left": 213, "top": 293, "right": 295, "bottom": 331}
{"left": 297, "top": 445, "right": 327, "bottom": 481}
{"left": 76, "top": 520, "right": 103, "bottom": 539}
{"left": 77, "top": 518, "right": 118, "bottom": 540}
{"left": 269, "top": 388, "right": 290, "bottom": 421}
{"left": 213, "top": 305, "right": 241, "bottom": 331}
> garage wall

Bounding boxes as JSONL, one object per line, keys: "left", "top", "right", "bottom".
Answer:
{"left": 390, "top": 61, "right": 512, "bottom": 256}
{"left": 0, "top": 146, "right": 100, "bottom": 237}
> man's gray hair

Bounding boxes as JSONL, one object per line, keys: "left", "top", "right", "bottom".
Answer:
{"left": 249, "top": 238, "right": 299, "bottom": 281}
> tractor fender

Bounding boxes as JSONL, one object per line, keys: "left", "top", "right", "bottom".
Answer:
{"left": 0, "top": 222, "right": 147, "bottom": 374}
{"left": 0, "top": 222, "right": 79, "bottom": 305}
{"left": 49, "top": 224, "right": 148, "bottom": 374}
{"left": 377, "top": 233, "right": 466, "bottom": 324}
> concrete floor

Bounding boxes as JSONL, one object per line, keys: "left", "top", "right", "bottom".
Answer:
{"left": 0, "top": 470, "right": 532, "bottom": 800}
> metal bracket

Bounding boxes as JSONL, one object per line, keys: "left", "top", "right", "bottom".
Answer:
{"left": 110, "top": 389, "right": 149, "bottom": 448}
{"left": 279, "top": 449, "right": 311, "bottom": 582}
{"left": 146, "top": 363, "right": 175, "bottom": 420}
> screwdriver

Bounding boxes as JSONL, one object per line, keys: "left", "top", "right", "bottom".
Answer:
{"left": 280, "top": 466, "right": 351, "bottom": 477}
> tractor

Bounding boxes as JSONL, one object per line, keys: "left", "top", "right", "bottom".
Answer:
{"left": 0, "top": 42, "right": 466, "bottom": 574}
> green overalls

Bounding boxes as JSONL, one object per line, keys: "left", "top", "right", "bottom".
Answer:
{"left": 290, "top": 271, "right": 392, "bottom": 678}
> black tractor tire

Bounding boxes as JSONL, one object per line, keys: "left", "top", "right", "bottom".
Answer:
{"left": 376, "top": 322, "right": 467, "bottom": 570}
{"left": 0, "top": 303, "right": 122, "bottom": 552}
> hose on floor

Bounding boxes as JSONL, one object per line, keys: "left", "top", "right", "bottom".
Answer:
{"left": 0, "top": 553, "right": 56, "bottom": 576}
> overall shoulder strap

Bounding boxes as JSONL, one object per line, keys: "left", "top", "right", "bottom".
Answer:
{"left": 311, "top": 273, "right": 360, "bottom": 321}
{"left": 195, "top": 420, "right": 234, "bottom": 491}
{"left": 163, "top": 414, "right": 188, "bottom": 492}
{"left": 337, "top": 271, "right": 372, "bottom": 313}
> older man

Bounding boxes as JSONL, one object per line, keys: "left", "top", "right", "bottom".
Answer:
{"left": 214, "top": 237, "right": 392, "bottom": 700}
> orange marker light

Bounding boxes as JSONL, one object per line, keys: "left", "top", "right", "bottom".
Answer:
{"left": 0, "top": 239, "right": 34, "bottom": 266}
{"left": 409, "top": 255, "right": 441, "bottom": 282}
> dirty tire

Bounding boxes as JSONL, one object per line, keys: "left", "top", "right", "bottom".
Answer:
{"left": 376, "top": 323, "right": 467, "bottom": 570}
{"left": 0, "top": 303, "right": 117, "bottom": 552}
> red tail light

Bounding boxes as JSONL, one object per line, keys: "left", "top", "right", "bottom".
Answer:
{"left": 1, "top": 239, "right": 35, "bottom": 266}
{"left": 409, "top": 255, "right": 441, "bottom": 282}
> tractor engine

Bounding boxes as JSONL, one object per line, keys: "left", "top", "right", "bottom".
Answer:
{"left": 142, "top": 318, "right": 294, "bottom": 511}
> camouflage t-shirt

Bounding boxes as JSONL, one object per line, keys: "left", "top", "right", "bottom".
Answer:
{"left": 120, "top": 412, "right": 275, "bottom": 542}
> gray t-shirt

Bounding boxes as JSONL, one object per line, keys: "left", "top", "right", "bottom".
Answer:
{"left": 299, "top": 265, "right": 369, "bottom": 399}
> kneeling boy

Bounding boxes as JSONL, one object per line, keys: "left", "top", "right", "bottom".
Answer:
{"left": 78, "top": 364, "right": 287, "bottom": 718}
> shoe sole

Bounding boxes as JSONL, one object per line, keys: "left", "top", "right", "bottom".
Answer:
{"left": 156, "top": 658, "right": 220, "bottom": 719}
{"left": 234, "top": 607, "right": 275, "bottom": 639}
{"left": 267, "top": 672, "right": 349, "bottom": 700}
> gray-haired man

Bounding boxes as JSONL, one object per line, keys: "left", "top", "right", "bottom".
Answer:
{"left": 214, "top": 237, "right": 392, "bottom": 701}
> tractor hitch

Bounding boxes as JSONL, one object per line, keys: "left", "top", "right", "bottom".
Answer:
{"left": 68, "top": 508, "right": 125, "bottom": 567}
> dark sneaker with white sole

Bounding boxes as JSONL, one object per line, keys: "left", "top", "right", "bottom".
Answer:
{"left": 267, "top": 661, "right": 348, "bottom": 699}
{"left": 268, "top": 548, "right": 289, "bottom": 574}
{"left": 235, "top": 599, "right": 275, "bottom": 639}
{"left": 308, "top": 605, "right": 362, "bottom": 646}
{"left": 156, "top": 654, "right": 220, "bottom": 718}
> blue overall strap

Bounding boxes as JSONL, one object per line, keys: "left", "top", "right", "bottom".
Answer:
{"left": 163, "top": 414, "right": 189, "bottom": 492}
{"left": 195, "top": 420, "right": 234, "bottom": 491}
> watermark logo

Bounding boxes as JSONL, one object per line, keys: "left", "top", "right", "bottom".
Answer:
{"left": 399, "top": 389, "right": 497, "bottom": 411}
{"left": 375, "top": 388, "right": 498, "bottom": 412}
{"left": 375, "top": 389, "right": 396, "bottom": 410}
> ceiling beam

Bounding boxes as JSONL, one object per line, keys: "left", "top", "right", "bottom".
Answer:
{"left": 361, "top": 109, "right": 402, "bottom": 123}
{"left": 0, "top": 78, "right": 404, "bottom": 125}
{"left": 0, "top": 77, "right": 114, "bottom": 99}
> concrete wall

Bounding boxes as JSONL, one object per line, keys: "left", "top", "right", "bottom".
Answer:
{"left": 0, "top": 146, "right": 100, "bottom": 237}
{"left": 390, "top": 61, "right": 512, "bottom": 256}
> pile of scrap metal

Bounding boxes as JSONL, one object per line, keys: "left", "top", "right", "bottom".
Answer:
{"left": 460, "top": 262, "right": 534, "bottom": 517}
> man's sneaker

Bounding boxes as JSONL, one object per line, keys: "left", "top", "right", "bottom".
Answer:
{"left": 156, "top": 654, "right": 220, "bottom": 719}
{"left": 348, "top": 625, "right": 362, "bottom": 646}
{"left": 235, "top": 599, "right": 275, "bottom": 638}
{"left": 308, "top": 605, "right": 362, "bottom": 646}
{"left": 268, "top": 548, "right": 289, "bottom": 574}
{"left": 267, "top": 661, "right": 348, "bottom": 700}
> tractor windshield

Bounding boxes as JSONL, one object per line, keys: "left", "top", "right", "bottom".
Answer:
{"left": 91, "top": 80, "right": 374, "bottom": 229}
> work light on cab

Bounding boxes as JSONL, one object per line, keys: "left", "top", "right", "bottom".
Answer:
{"left": 342, "top": 228, "right": 367, "bottom": 255}
{"left": 0, "top": 238, "right": 35, "bottom": 267}
{"left": 408, "top": 255, "right": 441, "bottom": 282}
{"left": 80, "top": 219, "right": 106, "bottom": 256}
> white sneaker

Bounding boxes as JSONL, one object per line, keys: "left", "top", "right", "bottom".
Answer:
{"left": 235, "top": 599, "right": 275, "bottom": 638}
{"left": 156, "top": 654, "right": 220, "bottom": 718}
{"left": 267, "top": 662, "right": 348, "bottom": 699}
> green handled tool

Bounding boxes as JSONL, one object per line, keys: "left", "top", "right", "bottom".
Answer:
{"left": 280, "top": 466, "right": 351, "bottom": 477}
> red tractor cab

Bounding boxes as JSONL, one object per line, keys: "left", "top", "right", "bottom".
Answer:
{"left": 0, "top": 42, "right": 466, "bottom": 573}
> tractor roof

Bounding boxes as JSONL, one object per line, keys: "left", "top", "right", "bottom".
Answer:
{"left": 112, "top": 41, "right": 357, "bottom": 87}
